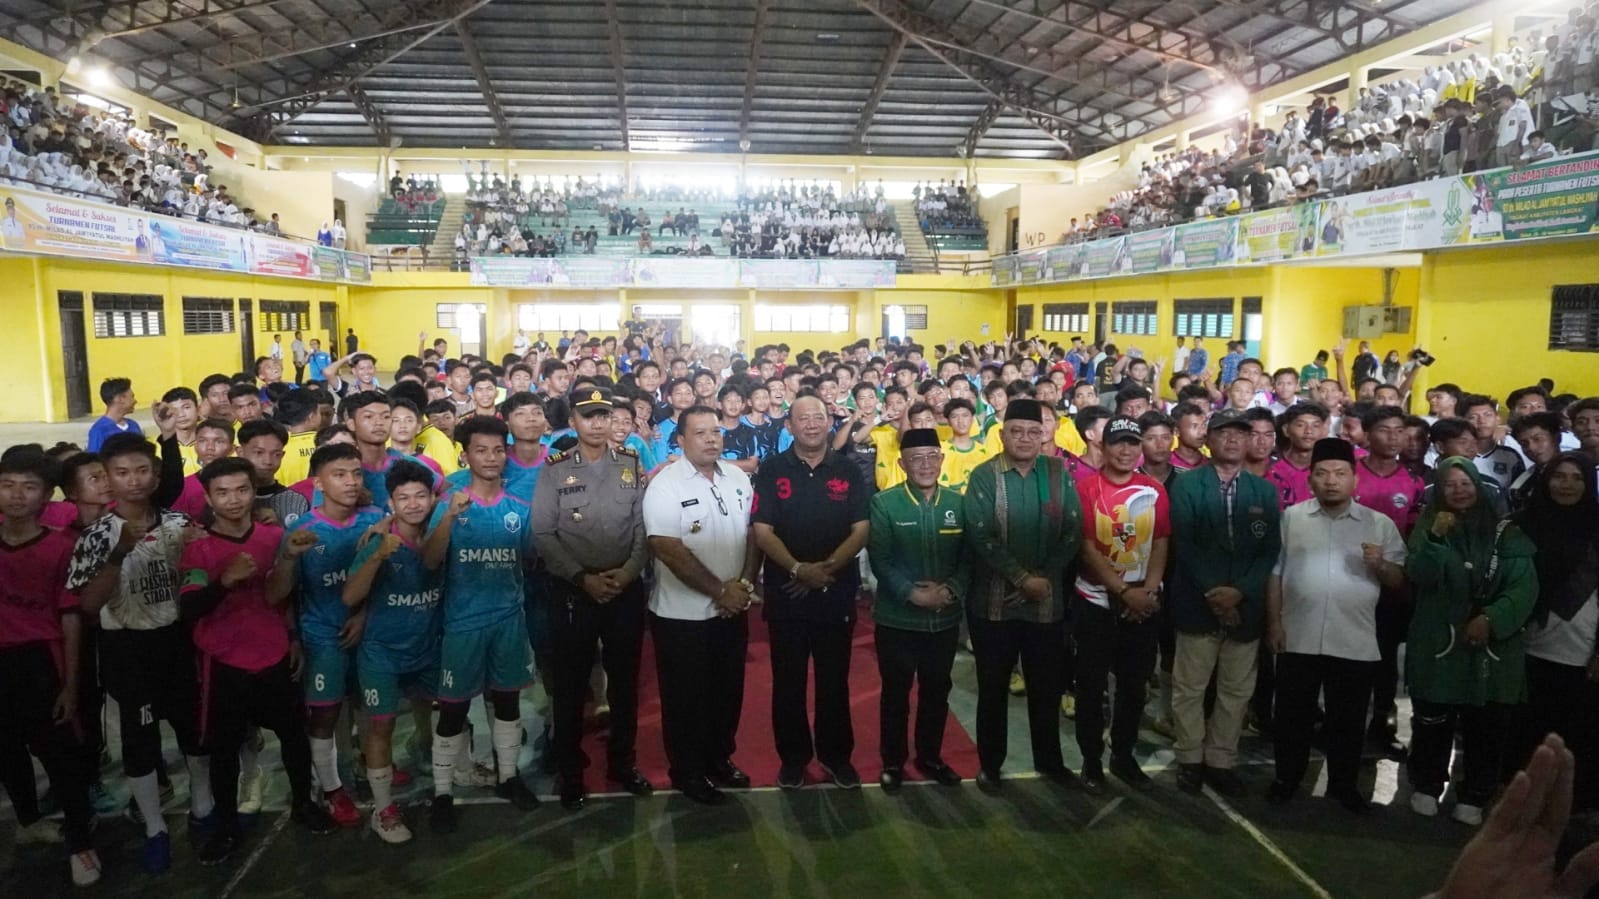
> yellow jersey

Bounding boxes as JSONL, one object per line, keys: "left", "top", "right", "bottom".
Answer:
{"left": 871, "top": 424, "right": 906, "bottom": 491}
{"left": 276, "top": 429, "right": 319, "bottom": 486}
{"left": 414, "top": 426, "right": 461, "bottom": 476}
{"left": 937, "top": 439, "right": 992, "bottom": 493}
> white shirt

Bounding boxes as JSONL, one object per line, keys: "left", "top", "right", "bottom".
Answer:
{"left": 1525, "top": 590, "right": 1599, "bottom": 667}
{"left": 642, "top": 457, "right": 753, "bottom": 621}
{"left": 1498, "top": 100, "right": 1535, "bottom": 148}
{"left": 1274, "top": 498, "right": 1407, "bottom": 661}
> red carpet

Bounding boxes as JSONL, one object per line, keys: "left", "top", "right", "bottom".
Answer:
{"left": 579, "top": 614, "right": 980, "bottom": 792}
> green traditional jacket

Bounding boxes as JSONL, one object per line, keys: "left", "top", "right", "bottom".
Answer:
{"left": 868, "top": 482, "right": 971, "bottom": 632}
{"left": 961, "top": 453, "right": 1083, "bottom": 623}
{"left": 1167, "top": 467, "right": 1282, "bottom": 642}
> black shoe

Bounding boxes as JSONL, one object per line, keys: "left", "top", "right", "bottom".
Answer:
{"left": 1079, "top": 763, "right": 1106, "bottom": 794}
{"left": 915, "top": 758, "right": 962, "bottom": 787}
{"left": 1204, "top": 767, "right": 1246, "bottom": 798}
{"left": 673, "top": 777, "right": 726, "bottom": 806}
{"left": 1109, "top": 755, "right": 1152, "bottom": 789}
{"left": 429, "top": 795, "right": 457, "bottom": 834}
{"left": 609, "top": 767, "right": 655, "bottom": 797}
{"left": 1266, "top": 780, "right": 1297, "bottom": 805}
{"left": 557, "top": 774, "right": 586, "bottom": 810}
{"left": 290, "top": 800, "right": 337, "bottom": 835}
{"left": 821, "top": 761, "right": 861, "bottom": 790}
{"left": 1176, "top": 763, "right": 1204, "bottom": 795}
{"left": 197, "top": 830, "right": 240, "bottom": 866}
{"left": 708, "top": 760, "right": 751, "bottom": 790}
{"left": 879, "top": 766, "right": 904, "bottom": 794}
{"left": 975, "top": 768, "right": 1002, "bottom": 794}
{"left": 1036, "top": 764, "right": 1080, "bottom": 788}
{"left": 1330, "top": 789, "right": 1371, "bottom": 815}
{"left": 1366, "top": 727, "right": 1407, "bottom": 761}
{"left": 777, "top": 764, "right": 806, "bottom": 791}
{"left": 495, "top": 775, "right": 541, "bottom": 811}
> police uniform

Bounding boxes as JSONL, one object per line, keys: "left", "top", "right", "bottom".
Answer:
{"left": 529, "top": 387, "right": 650, "bottom": 805}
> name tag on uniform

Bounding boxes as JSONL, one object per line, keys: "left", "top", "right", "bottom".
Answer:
{"left": 681, "top": 498, "right": 700, "bottom": 508}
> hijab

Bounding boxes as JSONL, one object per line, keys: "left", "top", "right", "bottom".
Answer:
{"left": 1515, "top": 452, "right": 1599, "bottom": 624}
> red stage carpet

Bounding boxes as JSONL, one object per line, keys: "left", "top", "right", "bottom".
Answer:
{"left": 579, "top": 614, "right": 980, "bottom": 792}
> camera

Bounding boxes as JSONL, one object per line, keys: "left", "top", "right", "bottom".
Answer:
{"left": 1409, "top": 348, "right": 1436, "bottom": 367}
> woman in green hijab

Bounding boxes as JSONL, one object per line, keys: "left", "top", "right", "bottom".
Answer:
{"left": 1404, "top": 457, "right": 1538, "bottom": 825}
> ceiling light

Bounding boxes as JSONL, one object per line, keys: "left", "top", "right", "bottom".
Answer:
{"left": 816, "top": 32, "right": 840, "bottom": 41}
{"left": 88, "top": 67, "right": 112, "bottom": 88}
{"left": 1212, "top": 84, "right": 1248, "bottom": 117}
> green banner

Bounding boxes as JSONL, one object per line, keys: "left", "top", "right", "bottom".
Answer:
{"left": 1170, "top": 218, "right": 1238, "bottom": 269}
{"left": 1470, "top": 151, "right": 1599, "bottom": 241}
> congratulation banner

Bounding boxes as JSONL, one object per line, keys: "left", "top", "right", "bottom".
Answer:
{"left": 740, "top": 259, "right": 818, "bottom": 289}
{"left": 1467, "top": 151, "right": 1599, "bottom": 242}
{"left": 1169, "top": 218, "right": 1239, "bottom": 269}
{"left": 632, "top": 257, "right": 740, "bottom": 288}
{"left": 151, "top": 218, "right": 250, "bottom": 272}
{"left": 250, "top": 235, "right": 314, "bottom": 278}
{"left": 1122, "top": 229, "right": 1174, "bottom": 275}
{"left": 0, "top": 188, "right": 144, "bottom": 261}
{"left": 815, "top": 260, "right": 898, "bottom": 288}
{"left": 558, "top": 257, "right": 634, "bottom": 288}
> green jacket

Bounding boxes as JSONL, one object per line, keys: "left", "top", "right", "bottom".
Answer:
{"left": 1404, "top": 457, "right": 1539, "bottom": 706}
{"left": 868, "top": 483, "right": 970, "bottom": 632}
{"left": 961, "top": 453, "right": 1083, "bottom": 623}
{"left": 1167, "top": 467, "right": 1281, "bottom": 642}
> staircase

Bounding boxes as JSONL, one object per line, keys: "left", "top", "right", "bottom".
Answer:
{"left": 894, "top": 204, "right": 936, "bottom": 273}
{"left": 429, "top": 198, "right": 465, "bottom": 257}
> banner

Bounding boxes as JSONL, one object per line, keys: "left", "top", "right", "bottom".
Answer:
{"left": 815, "top": 260, "right": 898, "bottom": 288}
{"left": 1467, "top": 151, "right": 1599, "bottom": 242}
{"left": 1169, "top": 218, "right": 1238, "bottom": 270}
{"left": 1015, "top": 251, "right": 1045, "bottom": 284}
{"left": 0, "top": 188, "right": 143, "bottom": 261}
{"left": 991, "top": 255, "right": 1018, "bottom": 286}
{"left": 1043, "top": 245, "right": 1078, "bottom": 281}
{"left": 469, "top": 257, "right": 558, "bottom": 286}
{"left": 1081, "top": 237, "right": 1125, "bottom": 279}
{"left": 151, "top": 218, "right": 250, "bottom": 272}
{"left": 558, "top": 257, "right": 633, "bottom": 288}
{"left": 1237, "top": 207, "right": 1312, "bottom": 263}
{"left": 250, "top": 235, "right": 314, "bottom": 278}
{"left": 312, "top": 246, "right": 345, "bottom": 281}
{"left": 740, "top": 259, "right": 818, "bottom": 289}
{"left": 343, "top": 252, "right": 371, "bottom": 283}
{"left": 631, "top": 257, "right": 739, "bottom": 288}
{"left": 1122, "top": 229, "right": 1173, "bottom": 275}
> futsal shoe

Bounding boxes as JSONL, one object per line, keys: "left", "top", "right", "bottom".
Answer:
{"left": 777, "top": 765, "right": 806, "bottom": 791}
{"left": 429, "top": 795, "right": 457, "bottom": 834}
{"left": 324, "top": 788, "right": 361, "bottom": 827}
{"left": 370, "top": 804, "right": 413, "bottom": 844}
{"left": 69, "top": 849, "right": 103, "bottom": 886}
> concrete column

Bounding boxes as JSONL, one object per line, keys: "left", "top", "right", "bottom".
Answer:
{"left": 1175, "top": 129, "right": 1192, "bottom": 151}
{"left": 1349, "top": 65, "right": 1369, "bottom": 106}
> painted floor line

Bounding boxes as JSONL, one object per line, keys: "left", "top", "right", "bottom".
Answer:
{"left": 1202, "top": 784, "right": 1333, "bottom": 899}
{"left": 220, "top": 809, "right": 289, "bottom": 899}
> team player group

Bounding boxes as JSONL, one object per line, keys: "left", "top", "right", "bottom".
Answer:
{"left": 2, "top": 326, "right": 1597, "bottom": 890}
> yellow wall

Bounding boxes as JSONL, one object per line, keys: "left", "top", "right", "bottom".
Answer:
{"left": 1416, "top": 241, "right": 1599, "bottom": 402}
{"left": 1264, "top": 265, "right": 1420, "bottom": 378}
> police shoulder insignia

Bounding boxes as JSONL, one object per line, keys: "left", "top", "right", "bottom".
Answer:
{"left": 616, "top": 445, "right": 638, "bottom": 458}
{"left": 546, "top": 450, "right": 571, "bottom": 466}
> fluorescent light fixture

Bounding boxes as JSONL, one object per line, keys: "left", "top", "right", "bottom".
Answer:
{"left": 87, "top": 67, "right": 112, "bottom": 88}
{"left": 1213, "top": 84, "right": 1249, "bottom": 117}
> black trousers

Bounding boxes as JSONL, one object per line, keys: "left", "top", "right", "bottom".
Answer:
{"left": 199, "top": 654, "right": 315, "bottom": 831}
{"left": 1072, "top": 598, "right": 1160, "bottom": 766}
{"left": 876, "top": 624, "right": 958, "bottom": 770}
{"left": 1370, "top": 591, "right": 1413, "bottom": 733}
{"left": 1518, "top": 655, "right": 1599, "bottom": 810}
{"left": 293, "top": 363, "right": 306, "bottom": 385}
{"left": 1408, "top": 698, "right": 1510, "bottom": 805}
{"left": 970, "top": 616, "right": 1065, "bottom": 774}
{"left": 769, "top": 616, "right": 855, "bottom": 769}
{"left": 100, "top": 624, "right": 202, "bottom": 777}
{"left": 77, "top": 625, "right": 104, "bottom": 784}
{"left": 0, "top": 642, "right": 93, "bottom": 850}
{"left": 1273, "top": 652, "right": 1375, "bottom": 794}
{"left": 652, "top": 612, "right": 747, "bottom": 785}
{"left": 549, "top": 578, "right": 646, "bottom": 777}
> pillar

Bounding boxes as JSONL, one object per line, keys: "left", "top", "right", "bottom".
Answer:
{"left": 1175, "top": 129, "right": 1192, "bottom": 151}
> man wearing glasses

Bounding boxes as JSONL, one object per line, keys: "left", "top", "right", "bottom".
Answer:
{"left": 752, "top": 395, "right": 871, "bottom": 791}
{"left": 642, "top": 405, "right": 760, "bottom": 805}
{"left": 867, "top": 428, "right": 970, "bottom": 793}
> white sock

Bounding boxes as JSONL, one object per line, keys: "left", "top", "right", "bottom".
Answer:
{"left": 130, "top": 772, "right": 167, "bottom": 838}
{"left": 368, "top": 767, "right": 393, "bottom": 812}
{"left": 185, "top": 755, "right": 214, "bottom": 819}
{"left": 491, "top": 719, "right": 522, "bottom": 782}
{"left": 432, "top": 733, "right": 463, "bottom": 797}
{"left": 309, "top": 737, "right": 341, "bottom": 794}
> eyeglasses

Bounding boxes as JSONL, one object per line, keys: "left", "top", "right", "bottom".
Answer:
{"left": 708, "top": 483, "right": 728, "bottom": 516}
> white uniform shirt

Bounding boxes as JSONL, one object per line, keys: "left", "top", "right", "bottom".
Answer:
{"left": 642, "top": 457, "right": 753, "bottom": 621}
{"left": 1274, "top": 499, "right": 1406, "bottom": 661}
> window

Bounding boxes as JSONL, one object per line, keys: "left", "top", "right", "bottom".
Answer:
{"left": 1041, "top": 302, "right": 1090, "bottom": 334}
{"left": 1549, "top": 284, "right": 1599, "bottom": 352}
{"left": 516, "top": 303, "right": 621, "bottom": 334}
{"left": 92, "top": 293, "right": 164, "bottom": 338}
{"left": 753, "top": 304, "right": 850, "bottom": 333}
{"left": 1111, "top": 301, "right": 1157, "bottom": 336}
{"left": 438, "top": 303, "right": 487, "bottom": 329}
{"left": 690, "top": 304, "right": 742, "bottom": 348}
{"left": 1173, "top": 298, "right": 1235, "bottom": 338}
{"left": 181, "top": 297, "right": 234, "bottom": 335}
{"left": 899, "top": 305, "right": 929, "bottom": 331}
{"left": 259, "top": 300, "right": 310, "bottom": 333}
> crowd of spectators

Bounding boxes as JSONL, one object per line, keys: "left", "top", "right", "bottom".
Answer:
{"left": 0, "top": 77, "right": 273, "bottom": 231}
{"left": 1063, "top": 19, "right": 1599, "bottom": 245}
{"left": 914, "top": 179, "right": 983, "bottom": 234}
{"left": 387, "top": 172, "right": 441, "bottom": 213}
{"left": 722, "top": 182, "right": 905, "bottom": 260}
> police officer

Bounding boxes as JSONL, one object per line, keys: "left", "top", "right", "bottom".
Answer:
{"left": 531, "top": 386, "right": 651, "bottom": 810}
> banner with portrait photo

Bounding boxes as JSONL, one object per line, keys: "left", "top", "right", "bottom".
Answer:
{"left": 1464, "top": 150, "right": 1599, "bottom": 242}
{"left": 1169, "top": 218, "right": 1239, "bottom": 270}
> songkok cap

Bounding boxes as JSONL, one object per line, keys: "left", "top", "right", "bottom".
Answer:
{"left": 1005, "top": 399, "right": 1044, "bottom": 423}
{"left": 1311, "top": 436, "right": 1356, "bottom": 467}
{"left": 899, "top": 428, "right": 941, "bottom": 450}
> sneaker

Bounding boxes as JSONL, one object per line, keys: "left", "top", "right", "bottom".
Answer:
{"left": 198, "top": 831, "right": 240, "bottom": 866}
{"left": 88, "top": 781, "right": 121, "bottom": 816}
{"left": 495, "top": 775, "right": 541, "bottom": 811}
{"left": 140, "top": 830, "right": 172, "bottom": 875}
{"left": 390, "top": 766, "right": 413, "bottom": 788}
{"left": 1452, "top": 802, "right": 1484, "bottom": 826}
{"left": 453, "top": 761, "right": 499, "bottom": 788}
{"left": 429, "top": 795, "right": 457, "bottom": 834}
{"left": 324, "top": 788, "right": 361, "bottom": 828}
{"left": 290, "top": 801, "right": 337, "bottom": 835}
{"left": 1009, "top": 670, "right": 1026, "bottom": 696}
{"left": 820, "top": 761, "right": 861, "bottom": 790}
{"left": 69, "top": 849, "right": 103, "bottom": 887}
{"left": 370, "top": 803, "right": 413, "bottom": 845}
{"left": 1411, "top": 792, "right": 1440, "bottom": 817}
{"left": 1060, "top": 692, "right": 1076, "bottom": 719}
{"left": 17, "top": 818, "right": 63, "bottom": 845}
{"left": 1109, "top": 755, "right": 1152, "bottom": 789}
{"left": 237, "top": 764, "right": 265, "bottom": 816}
{"left": 777, "top": 764, "right": 806, "bottom": 790}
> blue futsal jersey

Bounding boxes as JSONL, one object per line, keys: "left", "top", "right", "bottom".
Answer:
{"left": 284, "top": 507, "right": 386, "bottom": 647}
{"left": 428, "top": 491, "right": 533, "bottom": 633}
{"left": 347, "top": 530, "right": 442, "bottom": 674}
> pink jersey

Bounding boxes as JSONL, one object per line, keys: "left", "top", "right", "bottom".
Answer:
{"left": 180, "top": 523, "right": 290, "bottom": 672}
{"left": 172, "top": 474, "right": 207, "bottom": 519}
{"left": 1067, "top": 454, "right": 1100, "bottom": 485}
{"left": 41, "top": 501, "right": 78, "bottom": 529}
{"left": 1170, "top": 451, "right": 1207, "bottom": 472}
{"left": 1354, "top": 458, "right": 1426, "bottom": 536}
{"left": 0, "top": 528, "right": 78, "bottom": 649}
{"left": 1268, "top": 456, "right": 1313, "bottom": 510}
